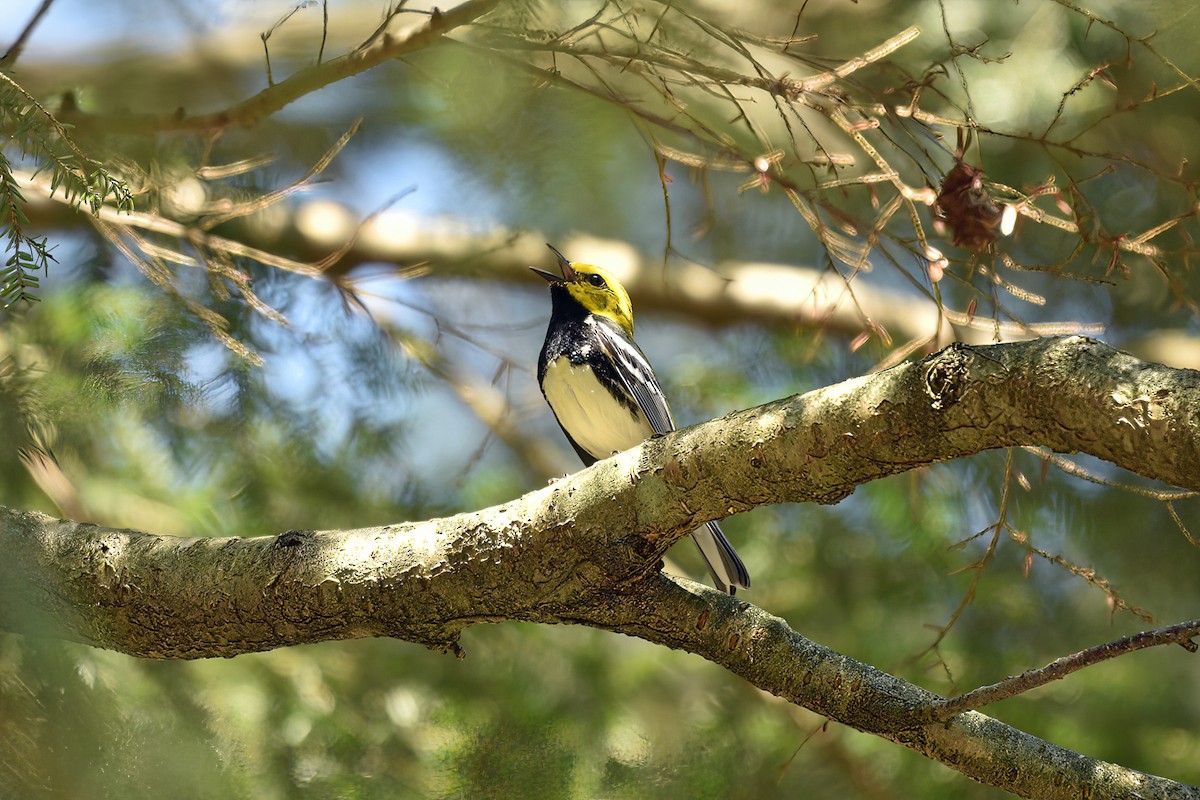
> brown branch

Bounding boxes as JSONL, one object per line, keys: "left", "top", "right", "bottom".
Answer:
{"left": 589, "top": 575, "right": 1200, "bottom": 800}
{"left": 61, "top": 0, "right": 501, "bottom": 134}
{"left": 929, "top": 619, "right": 1200, "bottom": 721}
{"left": 6, "top": 336, "right": 1199, "bottom": 650}
{"left": 1024, "top": 446, "right": 1199, "bottom": 501}
{"left": 16, "top": 169, "right": 1105, "bottom": 345}
{"left": 1046, "top": 0, "right": 1200, "bottom": 95}
{"left": 3, "top": 337, "right": 1200, "bottom": 797}
{"left": 1, "top": 0, "right": 55, "bottom": 64}
{"left": 18, "top": 168, "right": 323, "bottom": 278}
{"left": 479, "top": 24, "right": 920, "bottom": 98}
{"left": 382, "top": 321, "right": 570, "bottom": 481}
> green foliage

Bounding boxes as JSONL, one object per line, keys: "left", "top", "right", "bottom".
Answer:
{"left": 0, "top": 69, "right": 132, "bottom": 306}
{"left": 1, "top": 0, "right": 1199, "bottom": 797}
{"left": 0, "top": 148, "right": 54, "bottom": 305}
{"left": 5, "top": 281, "right": 1197, "bottom": 799}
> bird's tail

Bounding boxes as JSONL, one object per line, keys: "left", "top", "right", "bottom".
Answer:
{"left": 690, "top": 520, "right": 751, "bottom": 594}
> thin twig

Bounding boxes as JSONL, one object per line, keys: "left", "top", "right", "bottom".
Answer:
{"left": 318, "top": 0, "right": 329, "bottom": 64}
{"left": 199, "top": 118, "right": 364, "bottom": 229}
{"left": 69, "top": 0, "right": 499, "bottom": 134}
{"left": 2, "top": 0, "right": 55, "bottom": 64}
{"left": 927, "top": 619, "right": 1200, "bottom": 722}
{"left": 1023, "top": 446, "right": 1198, "bottom": 501}
{"left": 19, "top": 168, "right": 321, "bottom": 277}
{"left": 916, "top": 449, "right": 1015, "bottom": 663}
{"left": 262, "top": 1, "right": 319, "bottom": 86}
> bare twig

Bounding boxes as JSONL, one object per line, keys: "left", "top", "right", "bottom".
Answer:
{"left": 384, "top": 322, "right": 567, "bottom": 480}
{"left": 479, "top": 24, "right": 920, "bottom": 99}
{"left": 68, "top": 0, "right": 500, "bottom": 133}
{"left": 1025, "top": 541, "right": 1155, "bottom": 622}
{"left": 199, "top": 117, "right": 364, "bottom": 229}
{"left": 928, "top": 619, "right": 1200, "bottom": 722}
{"left": 2, "top": 0, "right": 55, "bottom": 64}
{"left": 1166, "top": 501, "right": 1200, "bottom": 549}
{"left": 916, "top": 448, "right": 1015, "bottom": 663}
{"left": 1023, "top": 446, "right": 1198, "bottom": 501}
{"left": 319, "top": 0, "right": 329, "bottom": 64}
{"left": 261, "top": 0, "right": 329, "bottom": 85}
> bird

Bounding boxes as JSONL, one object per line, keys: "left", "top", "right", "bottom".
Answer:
{"left": 532, "top": 243, "right": 750, "bottom": 594}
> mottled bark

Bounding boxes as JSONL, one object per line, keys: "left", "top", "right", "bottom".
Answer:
{"left": 3, "top": 336, "right": 1198, "bottom": 798}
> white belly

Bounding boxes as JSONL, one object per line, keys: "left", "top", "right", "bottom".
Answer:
{"left": 542, "top": 356, "right": 653, "bottom": 460}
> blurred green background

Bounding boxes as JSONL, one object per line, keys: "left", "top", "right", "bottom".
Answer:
{"left": 2, "top": 0, "right": 1199, "bottom": 797}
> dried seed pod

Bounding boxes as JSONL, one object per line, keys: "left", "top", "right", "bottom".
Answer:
{"left": 935, "top": 160, "right": 1006, "bottom": 252}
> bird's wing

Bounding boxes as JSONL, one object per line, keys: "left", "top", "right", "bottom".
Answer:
{"left": 594, "top": 317, "right": 751, "bottom": 594}
{"left": 592, "top": 317, "right": 676, "bottom": 435}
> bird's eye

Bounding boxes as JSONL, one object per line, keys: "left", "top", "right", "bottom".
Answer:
{"left": 586, "top": 273, "right": 606, "bottom": 288}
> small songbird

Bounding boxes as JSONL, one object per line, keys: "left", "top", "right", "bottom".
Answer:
{"left": 533, "top": 244, "right": 750, "bottom": 594}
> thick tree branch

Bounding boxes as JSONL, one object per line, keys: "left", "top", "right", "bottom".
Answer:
{"left": 580, "top": 576, "right": 1200, "bottom": 800}
{"left": 18, "top": 169, "right": 1104, "bottom": 344}
{"left": 3, "top": 336, "right": 1199, "bottom": 797}
{"left": 4, "top": 335, "right": 1198, "bottom": 646}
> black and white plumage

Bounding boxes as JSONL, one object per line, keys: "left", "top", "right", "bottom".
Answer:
{"left": 533, "top": 245, "right": 750, "bottom": 594}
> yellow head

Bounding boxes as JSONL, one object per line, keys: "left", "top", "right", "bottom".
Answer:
{"left": 533, "top": 245, "right": 635, "bottom": 336}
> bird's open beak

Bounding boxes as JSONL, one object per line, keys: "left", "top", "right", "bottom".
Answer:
{"left": 530, "top": 243, "right": 576, "bottom": 283}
